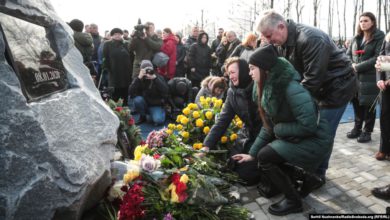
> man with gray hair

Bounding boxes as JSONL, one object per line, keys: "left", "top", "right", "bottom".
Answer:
{"left": 256, "top": 10, "right": 357, "bottom": 188}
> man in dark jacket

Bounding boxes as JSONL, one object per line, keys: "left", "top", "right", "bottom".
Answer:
{"left": 211, "top": 28, "right": 224, "bottom": 76}
{"left": 202, "top": 57, "right": 262, "bottom": 186}
{"left": 187, "top": 32, "right": 212, "bottom": 88}
{"left": 129, "top": 22, "right": 162, "bottom": 79}
{"left": 68, "top": 19, "right": 93, "bottom": 63}
{"left": 103, "top": 28, "right": 133, "bottom": 106}
{"left": 257, "top": 10, "right": 357, "bottom": 181}
{"left": 128, "top": 60, "right": 169, "bottom": 125}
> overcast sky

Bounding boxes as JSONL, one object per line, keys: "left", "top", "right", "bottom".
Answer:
{"left": 50, "top": 0, "right": 379, "bottom": 39}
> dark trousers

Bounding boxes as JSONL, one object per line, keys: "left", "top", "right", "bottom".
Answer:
{"left": 112, "top": 87, "right": 128, "bottom": 106}
{"left": 380, "top": 89, "right": 390, "bottom": 153}
{"left": 351, "top": 96, "right": 376, "bottom": 132}
{"left": 257, "top": 145, "right": 285, "bottom": 166}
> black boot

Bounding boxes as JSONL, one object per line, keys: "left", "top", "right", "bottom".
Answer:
{"left": 347, "top": 128, "right": 361, "bottom": 138}
{"left": 372, "top": 184, "right": 390, "bottom": 200}
{"left": 261, "top": 163, "right": 303, "bottom": 216}
{"left": 300, "top": 172, "right": 325, "bottom": 197}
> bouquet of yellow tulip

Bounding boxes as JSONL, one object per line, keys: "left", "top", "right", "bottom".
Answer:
{"left": 166, "top": 97, "right": 242, "bottom": 152}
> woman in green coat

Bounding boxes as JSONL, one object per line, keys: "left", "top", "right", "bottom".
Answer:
{"left": 346, "top": 12, "right": 385, "bottom": 143}
{"left": 232, "top": 45, "right": 332, "bottom": 216}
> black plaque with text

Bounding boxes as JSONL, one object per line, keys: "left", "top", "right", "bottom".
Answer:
{"left": 0, "top": 13, "right": 69, "bottom": 102}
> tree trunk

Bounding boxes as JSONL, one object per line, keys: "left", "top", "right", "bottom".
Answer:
{"left": 343, "top": 0, "right": 347, "bottom": 39}
{"left": 270, "top": 0, "right": 274, "bottom": 9}
{"left": 352, "top": 0, "right": 358, "bottom": 36}
{"left": 313, "top": 0, "right": 320, "bottom": 27}
{"left": 378, "top": 0, "right": 382, "bottom": 30}
{"left": 328, "top": 0, "right": 333, "bottom": 37}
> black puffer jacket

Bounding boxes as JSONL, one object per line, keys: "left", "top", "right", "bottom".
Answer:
{"left": 128, "top": 74, "right": 170, "bottom": 106}
{"left": 203, "top": 59, "right": 261, "bottom": 152}
{"left": 187, "top": 32, "right": 212, "bottom": 82}
{"left": 347, "top": 29, "right": 384, "bottom": 106}
{"left": 278, "top": 19, "right": 357, "bottom": 108}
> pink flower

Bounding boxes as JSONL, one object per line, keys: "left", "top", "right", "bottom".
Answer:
{"left": 140, "top": 155, "right": 160, "bottom": 172}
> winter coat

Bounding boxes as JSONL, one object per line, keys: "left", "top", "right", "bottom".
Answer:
{"left": 347, "top": 29, "right": 384, "bottom": 106}
{"left": 249, "top": 58, "right": 332, "bottom": 172}
{"left": 158, "top": 34, "right": 177, "bottom": 79}
{"left": 378, "top": 34, "right": 390, "bottom": 81}
{"left": 217, "top": 38, "right": 241, "bottom": 60}
{"left": 175, "top": 42, "right": 186, "bottom": 77}
{"left": 128, "top": 74, "right": 170, "bottom": 106}
{"left": 278, "top": 19, "right": 357, "bottom": 108}
{"left": 187, "top": 33, "right": 212, "bottom": 82}
{"left": 184, "top": 36, "right": 197, "bottom": 51}
{"left": 167, "top": 77, "right": 193, "bottom": 108}
{"left": 230, "top": 45, "right": 255, "bottom": 62}
{"left": 103, "top": 39, "right": 132, "bottom": 88}
{"left": 129, "top": 34, "right": 163, "bottom": 78}
{"left": 204, "top": 59, "right": 261, "bottom": 152}
{"left": 91, "top": 33, "right": 103, "bottom": 61}
{"left": 73, "top": 31, "right": 93, "bottom": 62}
{"left": 211, "top": 37, "right": 221, "bottom": 54}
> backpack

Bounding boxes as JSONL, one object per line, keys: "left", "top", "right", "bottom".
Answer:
{"left": 152, "top": 52, "right": 169, "bottom": 67}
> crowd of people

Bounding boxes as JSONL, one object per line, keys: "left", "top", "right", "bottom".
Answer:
{"left": 67, "top": 9, "right": 390, "bottom": 216}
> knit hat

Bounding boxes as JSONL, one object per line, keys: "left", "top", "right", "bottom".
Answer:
{"left": 110, "top": 28, "right": 123, "bottom": 36}
{"left": 140, "top": 60, "right": 153, "bottom": 70}
{"left": 176, "top": 81, "right": 188, "bottom": 95}
{"left": 68, "top": 19, "right": 84, "bottom": 32}
{"left": 249, "top": 44, "right": 278, "bottom": 71}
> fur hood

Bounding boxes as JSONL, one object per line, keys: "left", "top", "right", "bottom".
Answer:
{"left": 262, "top": 57, "right": 301, "bottom": 114}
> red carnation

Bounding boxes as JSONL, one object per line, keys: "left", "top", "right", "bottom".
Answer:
{"left": 175, "top": 182, "right": 187, "bottom": 194}
{"left": 115, "top": 107, "right": 123, "bottom": 112}
{"left": 171, "top": 173, "right": 181, "bottom": 185}
{"left": 128, "top": 118, "right": 135, "bottom": 126}
{"left": 153, "top": 154, "right": 161, "bottom": 159}
{"left": 355, "top": 50, "right": 365, "bottom": 55}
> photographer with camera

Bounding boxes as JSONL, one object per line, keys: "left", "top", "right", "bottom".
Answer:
{"left": 129, "top": 20, "right": 163, "bottom": 80}
{"left": 128, "top": 60, "right": 170, "bottom": 125}
{"left": 167, "top": 77, "right": 194, "bottom": 118}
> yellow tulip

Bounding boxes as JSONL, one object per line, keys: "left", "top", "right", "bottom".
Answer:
{"left": 176, "top": 114, "right": 183, "bottom": 123}
{"left": 205, "top": 111, "right": 213, "bottom": 120}
{"left": 189, "top": 103, "right": 198, "bottom": 110}
{"left": 193, "top": 143, "right": 203, "bottom": 150}
{"left": 181, "top": 131, "right": 189, "bottom": 138}
{"left": 180, "top": 174, "right": 189, "bottom": 183}
{"left": 192, "top": 111, "right": 200, "bottom": 119}
{"left": 211, "top": 97, "right": 217, "bottom": 102}
{"left": 230, "top": 133, "right": 238, "bottom": 141}
{"left": 166, "top": 129, "right": 173, "bottom": 135}
{"left": 203, "top": 126, "right": 210, "bottom": 135}
{"left": 176, "top": 124, "right": 183, "bottom": 131}
{"left": 195, "top": 119, "right": 204, "bottom": 127}
{"left": 221, "top": 136, "right": 228, "bottom": 143}
{"left": 180, "top": 117, "right": 189, "bottom": 125}
{"left": 206, "top": 97, "right": 211, "bottom": 103}
{"left": 182, "top": 108, "right": 191, "bottom": 116}
{"left": 134, "top": 145, "right": 147, "bottom": 161}
{"left": 236, "top": 120, "right": 243, "bottom": 128}
{"left": 200, "top": 96, "right": 205, "bottom": 102}
{"left": 123, "top": 169, "right": 140, "bottom": 184}
{"left": 168, "top": 123, "right": 175, "bottom": 130}
{"left": 168, "top": 183, "right": 179, "bottom": 203}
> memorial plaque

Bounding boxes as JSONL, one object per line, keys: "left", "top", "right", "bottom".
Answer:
{"left": 0, "top": 13, "right": 69, "bottom": 102}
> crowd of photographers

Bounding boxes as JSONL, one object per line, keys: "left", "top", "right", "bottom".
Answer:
{"left": 68, "top": 18, "right": 250, "bottom": 125}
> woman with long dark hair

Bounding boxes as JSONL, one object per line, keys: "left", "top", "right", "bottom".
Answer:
{"left": 346, "top": 12, "right": 385, "bottom": 143}
{"left": 232, "top": 45, "right": 332, "bottom": 216}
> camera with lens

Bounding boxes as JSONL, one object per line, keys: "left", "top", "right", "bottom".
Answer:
{"left": 133, "top": 18, "right": 147, "bottom": 38}
{"left": 143, "top": 67, "right": 155, "bottom": 79}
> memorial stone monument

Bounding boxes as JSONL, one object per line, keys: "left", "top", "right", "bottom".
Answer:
{"left": 0, "top": 1, "right": 119, "bottom": 219}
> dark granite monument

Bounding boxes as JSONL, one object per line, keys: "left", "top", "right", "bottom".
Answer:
{"left": 0, "top": 1, "right": 119, "bottom": 219}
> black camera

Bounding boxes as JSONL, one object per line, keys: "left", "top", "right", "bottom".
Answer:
{"left": 142, "top": 67, "right": 155, "bottom": 79}
{"left": 133, "top": 18, "right": 147, "bottom": 38}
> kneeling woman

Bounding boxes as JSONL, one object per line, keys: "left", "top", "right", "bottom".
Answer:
{"left": 232, "top": 45, "right": 332, "bottom": 216}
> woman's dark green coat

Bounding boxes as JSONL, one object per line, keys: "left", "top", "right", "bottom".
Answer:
{"left": 347, "top": 29, "right": 385, "bottom": 106}
{"left": 249, "top": 58, "right": 332, "bottom": 172}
